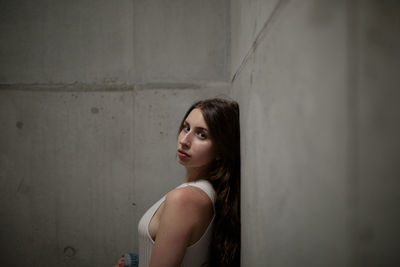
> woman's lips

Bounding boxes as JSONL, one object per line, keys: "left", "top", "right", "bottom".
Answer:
{"left": 177, "top": 149, "right": 190, "bottom": 158}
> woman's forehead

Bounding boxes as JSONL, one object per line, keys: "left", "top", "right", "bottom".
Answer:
{"left": 185, "top": 108, "right": 209, "bottom": 129}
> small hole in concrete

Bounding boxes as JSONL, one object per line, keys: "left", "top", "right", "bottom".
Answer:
{"left": 16, "top": 121, "right": 23, "bottom": 129}
{"left": 91, "top": 107, "right": 99, "bottom": 114}
{"left": 63, "top": 246, "right": 76, "bottom": 257}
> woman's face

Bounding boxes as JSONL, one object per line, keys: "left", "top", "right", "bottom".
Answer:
{"left": 177, "top": 108, "right": 216, "bottom": 170}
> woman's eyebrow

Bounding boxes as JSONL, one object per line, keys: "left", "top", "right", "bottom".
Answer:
{"left": 196, "top": 127, "right": 209, "bottom": 133}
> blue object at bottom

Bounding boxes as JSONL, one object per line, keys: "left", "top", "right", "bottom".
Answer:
{"left": 123, "top": 253, "right": 139, "bottom": 267}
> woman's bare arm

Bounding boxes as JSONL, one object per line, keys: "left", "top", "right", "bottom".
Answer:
{"left": 149, "top": 187, "right": 211, "bottom": 267}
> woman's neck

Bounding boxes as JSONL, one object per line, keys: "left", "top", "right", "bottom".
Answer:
{"left": 184, "top": 166, "right": 208, "bottom": 183}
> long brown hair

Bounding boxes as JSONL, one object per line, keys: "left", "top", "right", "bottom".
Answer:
{"left": 178, "top": 98, "right": 241, "bottom": 266}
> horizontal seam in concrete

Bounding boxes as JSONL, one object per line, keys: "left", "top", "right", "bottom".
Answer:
{"left": 0, "top": 83, "right": 135, "bottom": 92}
{"left": 0, "top": 82, "right": 231, "bottom": 92}
{"left": 231, "top": 0, "right": 289, "bottom": 83}
{"left": 135, "top": 81, "right": 230, "bottom": 90}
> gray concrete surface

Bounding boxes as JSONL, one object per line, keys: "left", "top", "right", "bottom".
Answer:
{"left": 0, "top": 89, "right": 136, "bottom": 266}
{"left": 0, "top": 0, "right": 135, "bottom": 84}
{"left": 231, "top": 0, "right": 400, "bottom": 266}
{"left": 0, "top": 0, "right": 230, "bottom": 266}
{"left": 355, "top": 1, "right": 400, "bottom": 265}
{"left": 0, "top": 0, "right": 229, "bottom": 84}
{"left": 232, "top": 1, "right": 350, "bottom": 265}
{"left": 133, "top": 0, "right": 230, "bottom": 83}
{"left": 231, "top": 0, "right": 280, "bottom": 78}
{"left": 0, "top": 84, "right": 229, "bottom": 267}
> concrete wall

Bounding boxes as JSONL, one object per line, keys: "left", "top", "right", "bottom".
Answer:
{"left": 133, "top": 0, "right": 230, "bottom": 83}
{"left": 231, "top": 0, "right": 400, "bottom": 266}
{"left": 2, "top": 0, "right": 399, "bottom": 266}
{"left": 0, "top": 0, "right": 135, "bottom": 84}
{"left": 0, "top": 0, "right": 230, "bottom": 266}
{"left": 0, "top": 89, "right": 136, "bottom": 267}
{"left": 355, "top": 1, "right": 400, "bottom": 265}
{"left": 0, "top": 0, "right": 229, "bottom": 83}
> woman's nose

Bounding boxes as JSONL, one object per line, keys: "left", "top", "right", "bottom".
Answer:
{"left": 179, "top": 132, "right": 191, "bottom": 147}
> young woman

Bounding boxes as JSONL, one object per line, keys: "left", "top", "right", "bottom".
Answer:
{"left": 115, "top": 98, "right": 240, "bottom": 267}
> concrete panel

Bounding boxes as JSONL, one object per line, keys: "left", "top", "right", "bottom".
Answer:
{"left": 0, "top": 0, "right": 134, "bottom": 83}
{"left": 0, "top": 0, "right": 230, "bottom": 84}
{"left": 133, "top": 85, "right": 230, "bottom": 224}
{"left": 356, "top": 1, "right": 400, "bottom": 265}
{"left": 0, "top": 83, "right": 230, "bottom": 267}
{"left": 0, "top": 89, "right": 135, "bottom": 266}
{"left": 133, "top": 0, "right": 230, "bottom": 83}
{"left": 232, "top": 1, "right": 350, "bottom": 266}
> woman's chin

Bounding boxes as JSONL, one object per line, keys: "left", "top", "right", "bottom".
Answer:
{"left": 177, "top": 157, "right": 187, "bottom": 166}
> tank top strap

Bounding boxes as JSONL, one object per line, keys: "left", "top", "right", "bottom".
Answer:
{"left": 179, "top": 179, "right": 216, "bottom": 205}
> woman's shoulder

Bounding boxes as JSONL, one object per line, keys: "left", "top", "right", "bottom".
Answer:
{"left": 166, "top": 185, "right": 212, "bottom": 211}
{"left": 179, "top": 180, "right": 216, "bottom": 203}
{"left": 163, "top": 186, "right": 214, "bottom": 236}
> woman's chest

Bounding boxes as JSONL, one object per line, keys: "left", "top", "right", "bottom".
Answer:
{"left": 148, "top": 201, "right": 165, "bottom": 241}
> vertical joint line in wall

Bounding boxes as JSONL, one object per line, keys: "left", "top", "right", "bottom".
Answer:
{"left": 231, "top": 0, "right": 290, "bottom": 83}
{"left": 131, "top": 0, "right": 137, "bottom": 226}
{"left": 346, "top": 0, "right": 360, "bottom": 265}
{"left": 131, "top": 0, "right": 136, "bottom": 84}
{"left": 226, "top": 0, "right": 231, "bottom": 82}
{"left": 132, "top": 88, "right": 137, "bottom": 230}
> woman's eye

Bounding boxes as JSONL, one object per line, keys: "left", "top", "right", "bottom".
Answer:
{"left": 198, "top": 132, "right": 207, "bottom": 139}
{"left": 183, "top": 125, "right": 190, "bottom": 132}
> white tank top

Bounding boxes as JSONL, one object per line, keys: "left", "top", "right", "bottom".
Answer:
{"left": 138, "top": 179, "right": 216, "bottom": 267}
